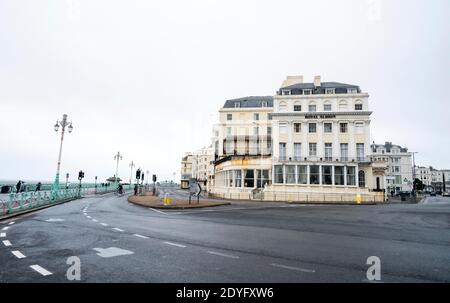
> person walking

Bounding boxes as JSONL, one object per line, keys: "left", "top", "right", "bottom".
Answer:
{"left": 16, "top": 180, "right": 22, "bottom": 194}
{"left": 35, "top": 182, "right": 42, "bottom": 192}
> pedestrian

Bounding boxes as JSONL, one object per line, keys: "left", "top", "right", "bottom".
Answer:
{"left": 16, "top": 180, "right": 22, "bottom": 194}
{"left": 134, "top": 184, "right": 138, "bottom": 196}
{"left": 35, "top": 182, "right": 42, "bottom": 192}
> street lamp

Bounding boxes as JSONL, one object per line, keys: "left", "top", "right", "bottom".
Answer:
{"left": 114, "top": 152, "right": 123, "bottom": 186}
{"left": 129, "top": 161, "right": 135, "bottom": 184}
{"left": 53, "top": 114, "right": 73, "bottom": 192}
{"left": 146, "top": 170, "right": 150, "bottom": 185}
{"left": 253, "top": 121, "right": 264, "bottom": 200}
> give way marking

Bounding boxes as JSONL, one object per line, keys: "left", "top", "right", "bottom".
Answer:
{"left": 93, "top": 247, "right": 134, "bottom": 258}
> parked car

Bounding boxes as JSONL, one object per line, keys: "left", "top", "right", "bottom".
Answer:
{"left": 443, "top": 192, "right": 450, "bottom": 197}
{"left": 430, "top": 192, "right": 436, "bottom": 196}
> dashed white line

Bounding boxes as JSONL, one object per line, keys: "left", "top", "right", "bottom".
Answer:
{"left": 134, "top": 234, "right": 149, "bottom": 239}
{"left": 164, "top": 241, "right": 186, "bottom": 248}
{"left": 270, "top": 263, "right": 315, "bottom": 273}
{"left": 2, "top": 240, "right": 11, "bottom": 246}
{"left": 207, "top": 251, "right": 239, "bottom": 259}
{"left": 86, "top": 216, "right": 92, "bottom": 219}
{"left": 8, "top": 221, "right": 15, "bottom": 225}
{"left": 30, "top": 265, "right": 52, "bottom": 276}
{"left": 112, "top": 228, "right": 124, "bottom": 232}
{"left": 148, "top": 208, "right": 169, "bottom": 215}
{"left": 2, "top": 226, "right": 9, "bottom": 231}
{"left": 92, "top": 219, "right": 98, "bottom": 222}
{"left": 11, "top": 250, "right": 26, "bottom": 259}
{"left": 100, "top": 223, "right": 108, "bottom": 226}
{"left": 0, "top": 233, "right": 6, "bottom": 238}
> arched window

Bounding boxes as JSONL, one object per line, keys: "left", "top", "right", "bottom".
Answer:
{"left": 358, "top": 170, "right": 365, "bottom": 188}
{"left": 339, "top": 100, "right": 348, "bottom": 111}
{"left": 279, "top": 101, "right": 287, "bottom": 111}
{"left": 308, "top": 101, "right": 316, "bottom": 112}
{"left": 323, "top": 101, "right": 332, "bottom": 111}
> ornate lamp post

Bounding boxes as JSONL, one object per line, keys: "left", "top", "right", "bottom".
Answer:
{"left": 53, "top": 114, "right": 73, "bottom": 192}
{"left": 114, "top": 151, "right": 123, "bottom": 186}
{"left": 129, "top": 161, "right": 135, "bottom": 184}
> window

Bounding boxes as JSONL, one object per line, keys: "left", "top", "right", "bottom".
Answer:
{"left": 279, "top": 143, "right": 286, "bottom": 160}
{"left": 228, "top": 170, "right": 234, "bottom": 187}
{"left": 303, "top": 89, "right": 312, "bottom": 95}
{"left": 335, "top": 166, "right": 344, "bottom": 185}
{"left": 227, "top": 114, "right": 232, "bottom": 121}
{"left": 234, "top": 102, "right": 240, "bottom": 108}
{"left": 356, "top": 143, "right": 365, "bottom": 161}
{"left": 257, "top": 170, "right": 270, "bottom": 188}
{"left": 254, "top": 113, "right": 259, "bottom": 120}
{"left": 322, "top": 166, "right": 333, "bottom": 185}
{"left": 297, "top": 165, "right": 307, "bottom": 184}
{"left": 309, "top": 123, "right": 317, "bottom": 133}
{"left": 294, "top": 123, "right": 301, "bottom": 133}
{"left": 324, "top": 104, "right": 332, "bottom": 111}
{"left": 347, "top": 88, "right": 357, "bottom": 94}
{"left": 226, "top": 127, "right": 232, "bottom": 136}
{"left": 262, "top": 101, "right": 267, "bottom": 107}
{"left": 340, "top": 123, "right": 348, "bottom": 133}
{"left": 395, "top": 175, "right": 402, "bottom": 184}
{"left": 253, "top": 127, "right": 259, "bottom": 136}
{"left": 267, "top": 126, "right": 272, "bottom": 135}
{"left": 340, "top": 143, "right": 348, "bottom": 161}
{"left": 294, "top": 104, "right": 302, "bottom": 111}
{"left": 324, "top": 123, "right": 332, "bottom": 133}
{"left": 355, "top": 103, "right": 363, "bottom": 110}
{"left": 308, "top": 104, "right": 317, "bottom": 112}
{"left": 225, "top": 141, "right": 233, "bottom": 154}
{"left": 244, "top": 169, "right": 254, "bottom": 187}
{"left": 268, "top": 114, "right": 272, "bottom": 120}
{"left": 286, "top": 165, "right": 296, "bottom": 184}
{"left": 325, "top": 88, "right": 335, "bottom": 94}
{"left": 358, "top": 170, "right": 365, "bottom": 188}
{"left": 294, "top": 143, "right": 301, "bottom": 160}
{"left": 279, "top": 101, "right": 287, "bottom": 111}
{"left": 346, "top": 166, "right": 356, "bottom": 185}
{"left": 339, "top": 101, "right": 348, "bottom": 111}
{"left": 281, "top": 89, "right": 291, "bottom": 95}
{"left": 309, "top": 143, "right": 317, "bottom": 157}
{"left": 310, "top": 165, "right": 320, "bottom": 184}
{"left": 274, "top": 165, "right": 284, "bottom": 184}
{"left": 355, "top": 122, "right": 364, "bottom": 134}
{"left": 324, "top": 143, "right": 332, "bottom": 161}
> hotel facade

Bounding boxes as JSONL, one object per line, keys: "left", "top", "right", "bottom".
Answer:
{"left": 185, "top": 75, "right": 387, "bottom": 202}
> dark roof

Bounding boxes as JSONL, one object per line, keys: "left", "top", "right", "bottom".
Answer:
{"left": 278, "top": 82, "right": 361, "bottom": 95}
{"left": 223, "top": 96, "right": 273, "bottom": 108}
{"left": 371, "top": 142, "right": 408, "bottom": 153}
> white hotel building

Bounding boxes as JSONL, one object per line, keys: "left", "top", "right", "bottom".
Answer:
{"left": 194, "top": 75, "right": 387, "bottom": 202}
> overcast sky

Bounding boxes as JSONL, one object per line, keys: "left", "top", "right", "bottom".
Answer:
{"left": 0, "top": 0, "right": 449, "bottom": 183}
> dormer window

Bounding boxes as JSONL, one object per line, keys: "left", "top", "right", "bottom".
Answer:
{"left": 325, "top": 88, "right": 335, "bottom": 94}
{"left": 234, "top": 102, "right": 240, "bottom": 108}
{"left": 281, "top": 90, "right": 291, "bottom": 95}
{"left": 303, "top": 89, "right": 312, "bottom": 95}
{"left": 347, "top": 88, "right": 357, "bottom": 94}
{"left": 261, "top": 101, "right": 267, "bottom": 107}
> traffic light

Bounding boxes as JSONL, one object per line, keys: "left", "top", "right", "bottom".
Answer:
{"left": 141, "top": 173, "right": 145, "bottom": 181}
{"left": 78, "top": 170, "right": 84, "bottom": 180}
{"left": 152, "top": 174, "right": 157, "bottom": 182}
{"left": 136, "top": 169, "right": 141, "bottom": 180}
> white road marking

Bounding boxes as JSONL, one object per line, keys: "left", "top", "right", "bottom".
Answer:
{"left": 164, "top": 241, "right": 186, "bottom": 248}
{"left": 100, "top": 223, "right": 108, "bottom": 226}
{"left": 93, "top": 247, "right": 134, "bottom": 258}
{"left": 270, "top": 263, "right": 315, "bottom": 273}
{"left": 11, "top": 250, "right": 26, "bottom": 259}
{"left": 92, "top": 219, "right": 98, "bottom": 222}
{"left": 86, "top": 216, "right": 92, "bottom": 219}
{"left": 45, "top": 218, "right": 65, "bottom": 222}
{"left": 8, "top": 222, "right": 15, "bottom": 225}
{"left": 112, "top": 228, "right": 124, "bottom": 232}
{"left": 148, "top": 208, "right": 169, "bottom": 215}
{"left": 2, "top": 226, "right": 9, "bottom": 231}
{"left": 134, "top": 234, "right": 149, "bottom": 239}
{"left": 30, "top": 265, "right": 52, "bottom": 276}
{"left": 207, "top": 251, "right": 239, "bottom": 259}
{"left": 2, "top": 240, "right": 12, "bottom": 246}
{"left": 0, "top": 233, "right": 6, "bottom": 238}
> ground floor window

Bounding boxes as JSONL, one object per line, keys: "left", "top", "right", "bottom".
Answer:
{"left": 334, "top": 166, "right": 344, "bottom": 185}
{"left": 256, "top": 170, "right": 270, "bottom": 188}
{"left": 322, "top": 166, "right": 332, "bottom": 185}
{"left": 347, "top": 166, "right": 356, "bottom": 186}
{"left": 358, "top": 170, "right": 365, "bottom": 188}
{"left": 286, "top": 165, "right": 296, "bottom": 184}
{"left": 297, "top": 165, "right": 307, "bottom": 184}
{"left": 235, "top": 170, "right": 242, "bottom": 187}
{"left": 274, "top": 165, "right": 284, "bottom": 184}
{"left": 310, "top": 165, "right": 320, "bottom": 184}
{"left": 244, "top": 169, "right": 254, "bottom": 187}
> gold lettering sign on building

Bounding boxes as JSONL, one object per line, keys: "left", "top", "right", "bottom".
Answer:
{"left": 304, "top": 114, "right": 336, "bottom": 119}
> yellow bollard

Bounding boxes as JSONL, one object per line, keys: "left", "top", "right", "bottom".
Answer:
{"left": 356, "top": 194, "right": 361, "bottom": 204}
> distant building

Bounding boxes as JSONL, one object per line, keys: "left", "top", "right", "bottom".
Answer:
{"left": 192, "top": 145, "right": 214, "bottom": 192}
{"left": 180, "top": 153, "right": 194, "bottom": 189}
{"left": 371, "top": 142, "right": 413, "bottom": 193}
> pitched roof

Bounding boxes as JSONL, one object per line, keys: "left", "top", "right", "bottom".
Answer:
{"left": 279, "top": 82, "right": 361, "bottom": 95}
{"left": 223, "top": 96, "right": 273, "bottom": 108}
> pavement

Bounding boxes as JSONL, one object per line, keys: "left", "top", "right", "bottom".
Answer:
{"left": 0, "top": 188, "right": 449, "bottom": 283}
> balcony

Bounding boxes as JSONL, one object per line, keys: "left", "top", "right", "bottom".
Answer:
{"left": 274, "top": 156, "right": 372, "bottom": 164}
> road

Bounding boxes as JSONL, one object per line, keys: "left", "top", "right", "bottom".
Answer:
{"left": 1, "top": 189, "right": 449, "bottom": 282}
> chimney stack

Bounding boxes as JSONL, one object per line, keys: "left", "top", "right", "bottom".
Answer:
{"left": 281, "top": 75, "right": 303, "bottom": 88}
{"left": 314, "top": 75, "right": 321, "bottom": 87}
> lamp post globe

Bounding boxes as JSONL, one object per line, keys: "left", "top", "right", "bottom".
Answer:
{"left": 52, "top": 114, "right": 73, "bottom": 193}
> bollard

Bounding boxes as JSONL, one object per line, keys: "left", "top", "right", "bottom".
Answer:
{"left": 29, "top": 192, "right": 33, "bottom": 208}
{"left": 356, "top": 194, "right": 361, "bottom": 204}
{"left": 19, "top": 192, "right": 24, "bottom": 209}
